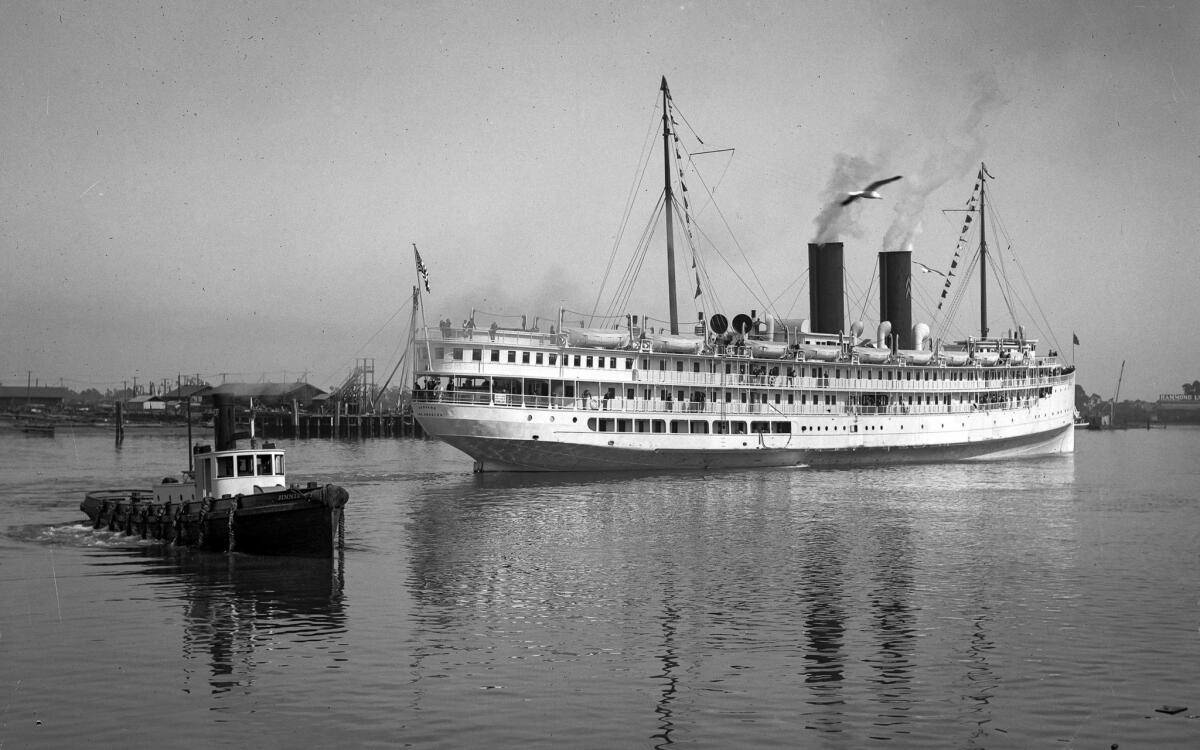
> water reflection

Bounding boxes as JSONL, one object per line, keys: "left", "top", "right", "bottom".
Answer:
{"left": 398, "top": 462, "right": 1087, "bottom": 745}
{"left": 92, "top": 548, "right": 346, "bottom": 698}
{"left": 866, "top": 510, "right": 917, "bottom": 738}
{"left": 652, "top": 571, "right": 680, "bottom": 749}
{"left": 798, "top": 518, "right": 848, "bottom": 733}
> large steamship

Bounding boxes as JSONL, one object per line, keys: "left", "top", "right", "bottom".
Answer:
{"left": 411, "top": 80, "right": 1076, "bottom": 472}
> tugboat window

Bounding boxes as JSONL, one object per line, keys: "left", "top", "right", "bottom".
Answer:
{"left": 236, "top": 455, "right": 254, "bottom": 476}
{"left": 257, "top": 454, "right": 274, "bottom": 476}
{"left": 217, "top": 456, "right": 234, "bottom": 478}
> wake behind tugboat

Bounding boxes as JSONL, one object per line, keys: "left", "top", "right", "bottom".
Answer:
{"left": 80, "top": 394, "right": 349, "bottom": 556}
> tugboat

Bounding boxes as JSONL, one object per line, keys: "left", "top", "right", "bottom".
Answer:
{"left": 81, "top": 394, "right": 349, "bottom": 555}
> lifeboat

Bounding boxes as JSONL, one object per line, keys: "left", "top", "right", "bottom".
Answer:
{"left": 795, "top": 343, "right": 840, "bottom": 361}
{"left": 853, "top": 346, "right": 890, "bottom": 364}
{"left": 940, "top": 350, "right": 970, "bottom": 366}
{"left": 647, "top": 334, "right": 704, "bottom": 354}
{"left": 747, "top": 340, "right": 789, "bottom": 358}
{"left": 565, "top": 327, "right": 629, "bottom": 349}
{"left": 897, "top": 349, "right": 934, "bottom": 365}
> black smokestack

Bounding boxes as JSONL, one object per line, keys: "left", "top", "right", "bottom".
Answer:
{"left": 808, "top": 242, "right": 844, "bottom": 335}
{"left": 879, "top": 250, "right": 913, "bottom": 349}
{"left": 213, "top": 393, "right": 237, "bottom": 451}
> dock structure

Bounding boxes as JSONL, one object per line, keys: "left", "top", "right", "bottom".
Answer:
{"left": 255, "top": 410, "right": 423, "bottom": 440}
{"left": 165, "top": 381, "right": 424, "bottom": 441}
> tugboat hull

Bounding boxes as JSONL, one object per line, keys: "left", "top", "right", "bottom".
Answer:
{"left": 81, "top": 484, "right": 349, "bottom": 556}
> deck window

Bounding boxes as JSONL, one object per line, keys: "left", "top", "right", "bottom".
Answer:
{"left": 490, "top": 349, "right": 500, "bottom": 362}
{"left": 472, "top": 348, "right": 482, "bottom": 361}
{"left": 236, "top": 455, "right": 254, "bottom": 476}
{"left": 452, "top": 348, "right": 463, "bottom": 361}
{"left": 217, "top": 456, "right": 234, "bottom": 478}
{"left": 256, "top": 454, "right": 275, "bottom": 476}
{"left": 507, "top": 351, "right": 516, "bottom": 363}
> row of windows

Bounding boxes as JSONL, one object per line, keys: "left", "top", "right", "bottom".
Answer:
{"left": 440, "top": 347, "right": 635, "bottom": 370}
{"left": 435, "top": 346, "right": 1046, "bottom": 383}
{"left": 209, "top": 453, "right": 285, "bottom": 479}
{"left": 651, "top": 359, "right": 1040, "bottom": 382}
{"left": 588, "top": 417, "right": 794, "bottom": 434}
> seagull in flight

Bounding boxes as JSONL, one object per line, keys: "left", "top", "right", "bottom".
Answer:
{"left": 840, "top": 175, "right": 903, "bottom": 206}
{"left": 914, "top": 261, "right": 946, "bottom": 277}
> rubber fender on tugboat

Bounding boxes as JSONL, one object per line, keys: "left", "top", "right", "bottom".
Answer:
{"left": 324, "top": 485, "right": 350, "bottom": 510}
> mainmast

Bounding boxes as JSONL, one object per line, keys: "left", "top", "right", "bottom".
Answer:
{"left": 661, "top": 76, "right": 680, "bottom": 335}
{"left": 978, "top": 164, "right": 989, "bottom": 339}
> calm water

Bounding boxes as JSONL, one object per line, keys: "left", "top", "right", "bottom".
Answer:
{"left": 2, "top": 425, "right": 1199, "bottom": 748}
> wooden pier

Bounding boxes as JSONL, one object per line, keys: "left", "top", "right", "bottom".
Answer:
{"left": 253, "top": 411, "right": 424, "bottom": 440}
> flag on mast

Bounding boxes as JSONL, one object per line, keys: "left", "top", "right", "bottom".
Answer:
{"left": 413, "top": 243, "right": 430, "bottom": 292}
{"left": 1073, "top": 332, "right": 1080, "bottom": 345}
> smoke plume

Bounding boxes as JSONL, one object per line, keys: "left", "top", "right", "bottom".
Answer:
{"left": 882, "top": 71, "right": 1009, "bottom": 253}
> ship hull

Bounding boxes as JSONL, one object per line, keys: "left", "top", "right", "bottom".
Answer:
{"left": 415, "top": 402, "right": 1075, "bottom": 472}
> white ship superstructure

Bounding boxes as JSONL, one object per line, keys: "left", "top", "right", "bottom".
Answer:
{"left": 412, "top": 320, "right": 1074, "bottom": 472}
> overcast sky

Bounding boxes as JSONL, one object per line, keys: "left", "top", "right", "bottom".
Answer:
{"left": 2, "top": 1, "right": 1197, "bottom": 400}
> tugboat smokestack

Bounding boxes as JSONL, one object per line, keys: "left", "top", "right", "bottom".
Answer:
{"left": 213, "top": 393, "right": 237, "bottom": 452}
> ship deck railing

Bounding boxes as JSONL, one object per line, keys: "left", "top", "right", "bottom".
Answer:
{"left": 417, "top": 329, "right": 1065, "bottom": 369}
{"left": 423, "top": 326, "right": 563, "bottom": 347}
{"left": 418, "top": 368, "right": 1073, "bottom": 393}
{"left": 413, "top": 390, "right": 1050, "bottom": 417}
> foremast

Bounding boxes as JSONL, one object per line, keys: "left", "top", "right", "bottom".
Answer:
{"left": 661, "top": 76, "right": 680, "bottom": 335}
{"left": 978, "top": 164, "right": 989, "bottom": 338}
